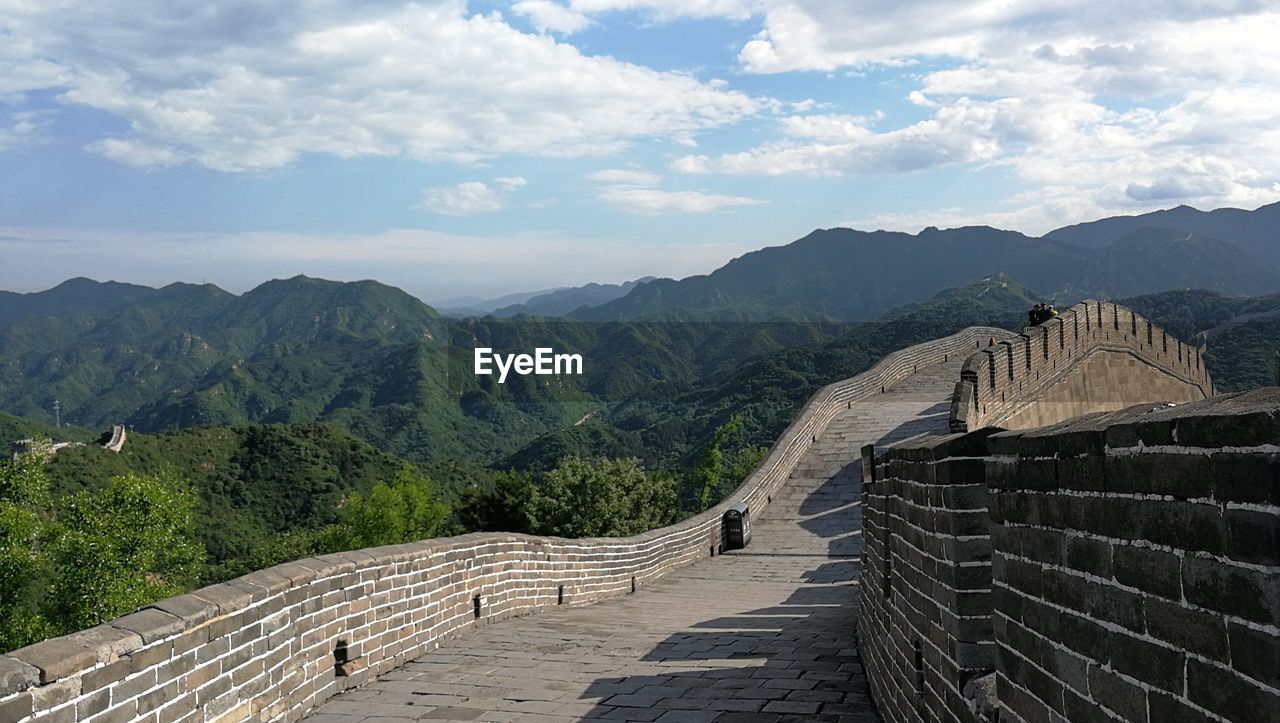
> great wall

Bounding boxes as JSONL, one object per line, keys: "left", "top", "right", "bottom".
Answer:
{"left": 0, "top": 300, "right": 1274, "bottom": 723}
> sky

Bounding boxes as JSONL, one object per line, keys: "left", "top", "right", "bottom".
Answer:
{"left": 3, "top": 1, "right": 1280, "bottom": 303}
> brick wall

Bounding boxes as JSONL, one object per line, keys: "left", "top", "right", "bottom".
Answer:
{"left": 860, "top": 430, "right": 998, "bottom": 723}
{"left": 862, "top": 389, "right": 1280, "bottom": 723}
{"left": 950, "top": 301, "right": 1213, "bottom": 433}
{"left": 989, "top": 391, "right": 1280, "bottom": 723}
{"left": 0, "top": 326, "right": 1012, "bottom": 723}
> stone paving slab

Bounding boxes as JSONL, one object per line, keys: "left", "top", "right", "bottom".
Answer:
{"left": 304, "top": 360, "right": 963, "bottom": 722}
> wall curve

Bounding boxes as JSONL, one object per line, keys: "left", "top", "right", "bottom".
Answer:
{"left": 949, "top": 300, "right": 1213, "bottom": 432}
{"left": 0, "top": 325, "right": 1012, "bottom": 723}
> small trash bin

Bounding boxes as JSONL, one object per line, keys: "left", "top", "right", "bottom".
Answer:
{"left": 723, "top": 502, "right": 751, "bottom": 551}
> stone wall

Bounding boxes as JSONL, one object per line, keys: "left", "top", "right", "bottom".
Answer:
{"left": 950, "top": 301, "right": 1213, "bottom": 433}
{"left": 859, "top": 429, "right": 999, "bottom": 723}
{"left": 0, "top": 326, "right": 1011, "bottom": 723}
{"left": 989, "top": 392, "right": 1280, "bottom": 723}
{"left": 860, "top": 389, "right": 1280, "bottom": 723}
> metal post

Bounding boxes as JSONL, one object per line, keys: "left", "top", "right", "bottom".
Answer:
{"left": 53, "top": 399, "right": 60, "bottom": 428}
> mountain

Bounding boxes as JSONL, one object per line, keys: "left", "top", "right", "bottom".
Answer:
{"left": 0, "top": 277, "right": 157, "bottom": 330}
{"left": 504, "top": 274, "right": 1042, "bottom": 471}
{"left": 1046, "top": 201, "right": 1280, "bottom": 266}
{"left": 1121, "top": 287, "right": 1280, "bottom": 392}
{"left": 1071, "top": 227, "right": 1280, "bottom": 297}
{"left": 0, "top": 276, "right": 852, "bottom": 463}
{"left": 437, "top": 286, "right": 567, "bottom": 317}
{"left": 573, "top": 227, "right": 1089, "bottom": 322}
{"left": 492, "top": 277, "right": 656, "bottom": 317}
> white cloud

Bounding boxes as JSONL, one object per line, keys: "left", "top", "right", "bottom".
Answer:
{"left": 568, "top": 0, "right": 756, "bottom": 22}
{"left": 0, "top": 1, "right": 765, "bottom": 171}
{"left": 513, "top": 0, "right": 591, "bottom": 34}
{"left": 419, "top": 182, "right": 504, "bottom": 216}
{"left": 495, "top": 176, "right": 528, "bottom": 190}
{"left": 654, "top": 3, "right": 1280, "bottom": 228}
{"left": 585, "top": 166, "right": 762, "bottom": 213}
{"left": 587, "top": 168, "right": 661, "bottom": 185}
{"left": 596, "top": 186, "right": 764, "bottom": 214}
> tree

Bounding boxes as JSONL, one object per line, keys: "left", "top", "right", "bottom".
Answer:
{"left": 0, "top": 452, "right": 56, "bottom": 650}
{"left": 454, "top": 471, "right": 537, "bottom": 534}
{"left": 692, "top": 415, "right": 741, "bottom": 512}
{"left": 45, "top": 473, "right": 205, "bottom": 633}
{"left": 531, "top": 456, "right": 678, "bottom": 538}
{"left": 332, "top": 467, "right": 450, "bottom": 549}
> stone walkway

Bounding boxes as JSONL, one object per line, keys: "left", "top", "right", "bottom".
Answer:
{"left": 305, "top": 360, "right": 962, "bottom": 722}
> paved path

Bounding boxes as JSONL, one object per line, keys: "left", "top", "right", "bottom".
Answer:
{"left": 306, "top": 360, "right": 962, "bottom": 722}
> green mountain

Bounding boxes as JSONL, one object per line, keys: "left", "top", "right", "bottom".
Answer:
{"left": 0, "top": 276, "right": 856, "bottom": 464}
{"left": 505, "top": 274, "right": 1041, "bottom": 471}
{"left": 1046, "top": 200, "right": 1280, "bottom": 266}
{"left": 0, "top": 277, "right": 157, "bottom": 330}
{"left": 1072, "top": 228, "right": 1279, "bottom": 297}
{"left": 568, "top": 223, "right": 1279, "bottom": 322}
{"left": 1121, "top": 288, "right": 1280, "bottom": 391}
{"left": 492, "top": 277, "right": 655, "bottom": 317}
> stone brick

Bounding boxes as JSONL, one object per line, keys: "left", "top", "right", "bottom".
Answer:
{"left": 1137, "top": 500, "right": 1224, "bottom": 555}
{"left": 1182, "top": 556, "right": 1280, "bottom": 625}
{"left": 8, "top": 637, "right": 97, "bottom": 684}
{"left": 113, "top": 608, "right": 186, "bottom": 644}
{"left": 1145, "top": 597, "right": 1228, "bottom": 662}
{"left": 77, "top": 688, "right": 111, "bottom": 719}
{"left": 151, "top": 594, "right": 219, "bottom": 627}
{"left": 1223, "top": 508, "right": 1280, "bottom": 566}
{"left": 1187, "top": 658, "right": 1280, "bottom": 723}
{"left": 1210, "top": 452, "right": 1280, "bottom": 505}
{"left": 1104, "top": 452, "right": 1211, "bottom": 498}
{"left": 1087, "top": 665, "right": 1147, "bottom": 722}
{"left": 0, "top": 655, "right": 39, "bottom": 694}
{"left": 0, "top": 692, "right": 33, "bottom": 722}
{"left": 71, "top": 624, "right": 144, "bottom": 663}
{"left": 1113, "top": 545, "right": 1180, "bottom": 601}
{"left": 1147, "top": 692, "right": 1216, "bottom": 723}
{"left": 1063, "top": 535, "right": 1110, "bottom": 578}
{"left": 1082, "top": 582, "right": 1144, "bottom": 633}
{"left": 1108, "top": 629, "right": 1183, "bottom": 694}
{"left": 1227, "top": 620, "right": 1280, "bottom": 689}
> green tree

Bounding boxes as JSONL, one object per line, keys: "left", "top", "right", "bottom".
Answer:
{"left": 455, "top": 471, "right": 536, "bottom": 534}
{"left": 46, "top": 473, "right": 205, "bottom": 633}
{"left": 0, "top": 451, "right": 56, "bottom": 650}
{"left": 531, "top": 456, "right": 678, "bottom": 538}
{"left": 332, "top": 467, "right": 450, "bottom": 549}
{"left": 692, "top": 416, "right": 742, "bottom": 512}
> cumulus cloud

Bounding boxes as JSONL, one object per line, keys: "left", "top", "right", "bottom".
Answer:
{"left": 495, "top": 176, "right": 528, "bottom": 190}
{"left": 653, "top": 2, "right": 1280, "bottom": 227}
{"left": 0, "top": 0, "right": 764, "bottom": 171}
{"left": 513, "top": 0, "right": 591, "bottom": 34}
{"left": 419, "top": 182, "right": 504, "bottom": 216}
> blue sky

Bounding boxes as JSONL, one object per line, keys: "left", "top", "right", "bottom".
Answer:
{"left": 3, "top": 1, "right": 1280, "bottom": 302}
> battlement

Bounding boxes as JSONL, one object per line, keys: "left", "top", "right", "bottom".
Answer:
{"left": 950, "top": 300, "right": 1213, "bottom": 432}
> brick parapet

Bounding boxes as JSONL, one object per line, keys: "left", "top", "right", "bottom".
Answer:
{"left": 860, "top": 429, "right": 1000, "bottom": 723}
{"left": 950, "top": 300, "right": 1214, "bottom": 432}
{"left": 862, "top": 389, "right": 1280, "bottom": 723}
{"left": 0, "top": 325, "right": 1014, "bottom": 723}
{"left": 990, "top": 390, "right": 1280, "bottom": 723}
